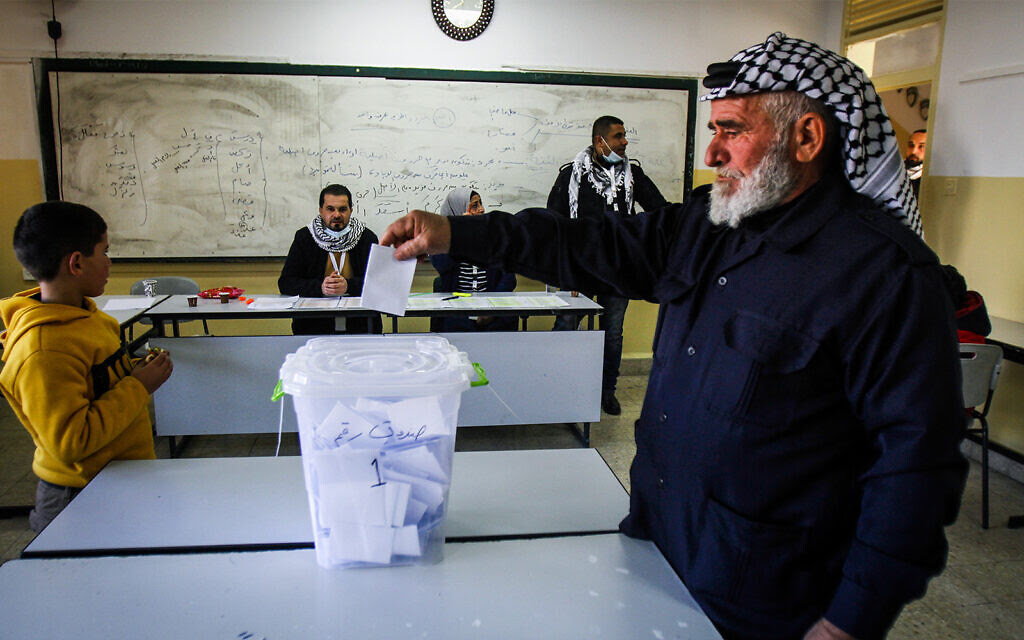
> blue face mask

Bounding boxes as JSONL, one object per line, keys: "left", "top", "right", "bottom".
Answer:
{"left": 598, "top": 137, "right": 623, "bottom": 165}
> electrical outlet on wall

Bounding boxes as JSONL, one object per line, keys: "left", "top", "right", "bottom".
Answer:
{"left": 943, "top": 178, "right": 958, "bottom": 196}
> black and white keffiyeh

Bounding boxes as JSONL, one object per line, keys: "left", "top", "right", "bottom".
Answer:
{"left": 567, "top": 147, "right": 635, "bottom": 219}
{"left": 701, "top": 32, "right": 922, "bottom": 236}
{"left": 307, "top": 214, "right": 366, "bottom": 253}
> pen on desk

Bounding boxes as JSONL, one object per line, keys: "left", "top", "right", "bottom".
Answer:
{"left": 441, "top": 295, "right": 458, "bottom": 301}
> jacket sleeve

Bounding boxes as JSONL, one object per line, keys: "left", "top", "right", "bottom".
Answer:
{"left": 450, "top": 204, "right": 684, "bottom": 301}
{"left": 633, "top": 164, "right": 669, "bottom": 211}
{"left": 825, "top": 263, "right": 968, "bottom": 639}
{"left": 278, "top": 230, "right": 324, "bottom": 298}
{"left": 546, "top": 166, "right": 571, "bottom": 217}
{"left": 345, "top": 230, "right": 378, "bottom": 297}
{"left": 495, "top": 269, "right": 517, "bottom": 292}
{"left": 15, "top": 350, "right": 150, "bottom": 465}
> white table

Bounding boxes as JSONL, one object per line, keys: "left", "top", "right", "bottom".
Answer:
{"left": 2, "top": 534, "right": 722, "bottom": 639}
{"left": 150, "top": 331, "right": 602, "bottom": 443}
{"left": 94, "top": 294, "right": 168, "bottom": 352}
{"left": 144, "top": 291, "right": 603, "bottom": 336}
{"left": 989, "top": 315, "right": 1024, "bottom": 365}
{"left": 22, "top": 449, "right": 629, "bottom": 558}
{"left": 397, "top": 290, "right": 604, "bottom": 332}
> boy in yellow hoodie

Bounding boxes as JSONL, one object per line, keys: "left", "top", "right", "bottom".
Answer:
{"left": 0, "top": 202, "right": 173, "bottom": 532}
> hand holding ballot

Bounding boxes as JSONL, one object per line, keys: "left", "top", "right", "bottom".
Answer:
{"left": 381, "top": 210, "right": 452, "bottom": 262}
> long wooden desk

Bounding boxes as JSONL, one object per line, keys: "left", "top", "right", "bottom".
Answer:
{"left": 144, "top": 291, "right": 602, "bottom": 336}
{"left": 150, "top": 331, "right": 602, "bottom": 445}
{"left": 3, "top": 534, "right": 722, "bottom": 639}
{"left": 22, "top": 449, "right": 629, "bottom": 558}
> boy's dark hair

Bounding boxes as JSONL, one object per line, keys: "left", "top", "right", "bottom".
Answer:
{"left": 13, "top": 201, "right": 107, "bottom": 282}
{"left": 319, "top": 184, "right": 353, "bottom": 208}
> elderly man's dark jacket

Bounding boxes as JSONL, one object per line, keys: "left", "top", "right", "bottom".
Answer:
{"left": 448, "top": 172, "right": 967, "bottom": 640}
{"left": 278, "top": 226, "right": 382, "bottom": 335}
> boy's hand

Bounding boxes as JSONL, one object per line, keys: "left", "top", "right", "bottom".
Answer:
{"left": 131, "top": 350, "right": 173, "bottom": 394}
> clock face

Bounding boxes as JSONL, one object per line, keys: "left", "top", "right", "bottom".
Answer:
{"left": 432, "top": 0, "right": 494, "bottom": 41}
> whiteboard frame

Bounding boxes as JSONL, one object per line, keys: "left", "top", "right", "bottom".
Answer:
{"left": 34, "top": 57, "right": 697, "bottom": 262}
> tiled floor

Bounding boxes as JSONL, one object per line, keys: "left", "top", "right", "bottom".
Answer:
{"left": 1, "top": 373, "right": 1022, "bottom": 638}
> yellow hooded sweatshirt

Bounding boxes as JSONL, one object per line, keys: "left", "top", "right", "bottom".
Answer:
{"left": 0, "top": 288, "right": 155, "bottom": 488}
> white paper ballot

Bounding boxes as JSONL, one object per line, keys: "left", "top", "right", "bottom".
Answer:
{"left": 384, "top": 445, "right": 449, "bottom": 484}
{"left": 387, "top": 396, "right": 449, "bottom": 438}
{"left": 393, "top": 525, "right": 422, "bottom": 557}
{"left": 360, "top": 243, "right": 416, "bottom": 316}
{"left": 316, "top": 402, "right": 375, "bottom": 449}
{"left": 319, "top": 482, "right": 389, "bottom": 528}
{"left": 328, "top": 523, "right": 395, "bottom": 565}
{"left": 248, "top": 296, "right": 299, "bottom": 310}
{"left": 311, "top": 447, "right": 379, "bottom": 487}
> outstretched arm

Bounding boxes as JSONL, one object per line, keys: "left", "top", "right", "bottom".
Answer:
{"left": 381, "top": 210, "right": 452, "bottom": 261}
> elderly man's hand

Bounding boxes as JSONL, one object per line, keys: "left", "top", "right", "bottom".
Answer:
{"left": 381, "top": 210, "right": 451, "bottom": 261}
{"left": 804, "top": 619, "right": 856, "bottom": 640}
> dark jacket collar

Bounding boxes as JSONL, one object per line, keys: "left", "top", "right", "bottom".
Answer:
{"left": 739, "top": 170, "right": 854, "bottom": 252}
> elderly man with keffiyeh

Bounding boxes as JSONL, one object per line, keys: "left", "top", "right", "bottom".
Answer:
{"left": 279, "top": 183, "right": 382, "bottom": 335}
{"left": 382, "top": 33, "right": 966, "bottom": 640}
{"left": 546, "top": 115, "right": 668, "bottom": 416}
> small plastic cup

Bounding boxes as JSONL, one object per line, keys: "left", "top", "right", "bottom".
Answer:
{"left": 219, "top": 291, "right": 231, "bottom": 304}
{"left": 187, "top": 295, "right": 198, "bottom": 308}
{"left": 141, "top": 279, "right": 158, "bottom": 297}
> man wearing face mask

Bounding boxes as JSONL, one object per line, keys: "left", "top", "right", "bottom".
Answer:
{"left": 278, "top": 183, "right": 382, "bottom": 335}
{"left": 547, "top": 115, "right": 668, "bottom": 416}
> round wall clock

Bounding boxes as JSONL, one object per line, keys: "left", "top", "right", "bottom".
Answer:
{"left": 432, "top": 0, "right": 494, "bottom": 41}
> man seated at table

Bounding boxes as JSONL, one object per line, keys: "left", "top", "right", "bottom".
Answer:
{"left": 279, "top": 184, "right": 381, "bottom": 334}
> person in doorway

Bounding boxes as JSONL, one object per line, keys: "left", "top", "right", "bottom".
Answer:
{"left": 382, "top": 33, "right": 965, "bottom": 640}
{"left": 278, "top": 183, "right": 381, "bottom": 335}
{"left": 905, "top": 129, "right": 927, "bottom": 198}
{"left": 546, "top": 115, "right": 668, "bottom": 415}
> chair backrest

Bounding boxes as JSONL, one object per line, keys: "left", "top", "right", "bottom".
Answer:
{"left": 129, "top": 276, "right": 201, "bottom": 296}
{"left": 960, "top": 343, "right": 1003, "bottom": 409}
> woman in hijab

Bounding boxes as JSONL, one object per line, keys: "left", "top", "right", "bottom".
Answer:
{"left": 430, "top": 188, "right": 517, "bottom": 332}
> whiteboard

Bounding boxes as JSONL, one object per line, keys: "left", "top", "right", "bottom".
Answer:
{"left": 44, "top": 64, "right": 694, "bottom": 259}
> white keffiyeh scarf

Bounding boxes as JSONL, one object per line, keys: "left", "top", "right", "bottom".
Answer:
{"left": 567, "top": 147, "right": 635, "bottom": 219}
{"left": 701, "top": 32, "right": 922, "bottom": 236}
{"left": 308, "top": 214, "right": 366, "bottom": 253}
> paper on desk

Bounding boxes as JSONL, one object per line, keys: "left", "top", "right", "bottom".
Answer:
{"left": 103, "top": 298, "right": 153, "bottom": 311}
{"left": 297, "top": 297, "right": 342, "bottom": 309}
{"left": 248, "top": 296, "right": 299, "bottom": 310}
{"left": 361, "top": 244, "right": 416, "bottom": 316}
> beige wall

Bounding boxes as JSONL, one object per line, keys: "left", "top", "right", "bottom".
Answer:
{"left": 921, "top": 175, "right": 1024, "bottom": 453}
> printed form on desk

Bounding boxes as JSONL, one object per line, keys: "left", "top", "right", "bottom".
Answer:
{"left": 247, "top": 296, "right": 299, "bottom": 310}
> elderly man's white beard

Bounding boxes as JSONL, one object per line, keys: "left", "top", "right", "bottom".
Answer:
{"left": 708, "top": 139, "right": 799, "bottom": 228}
